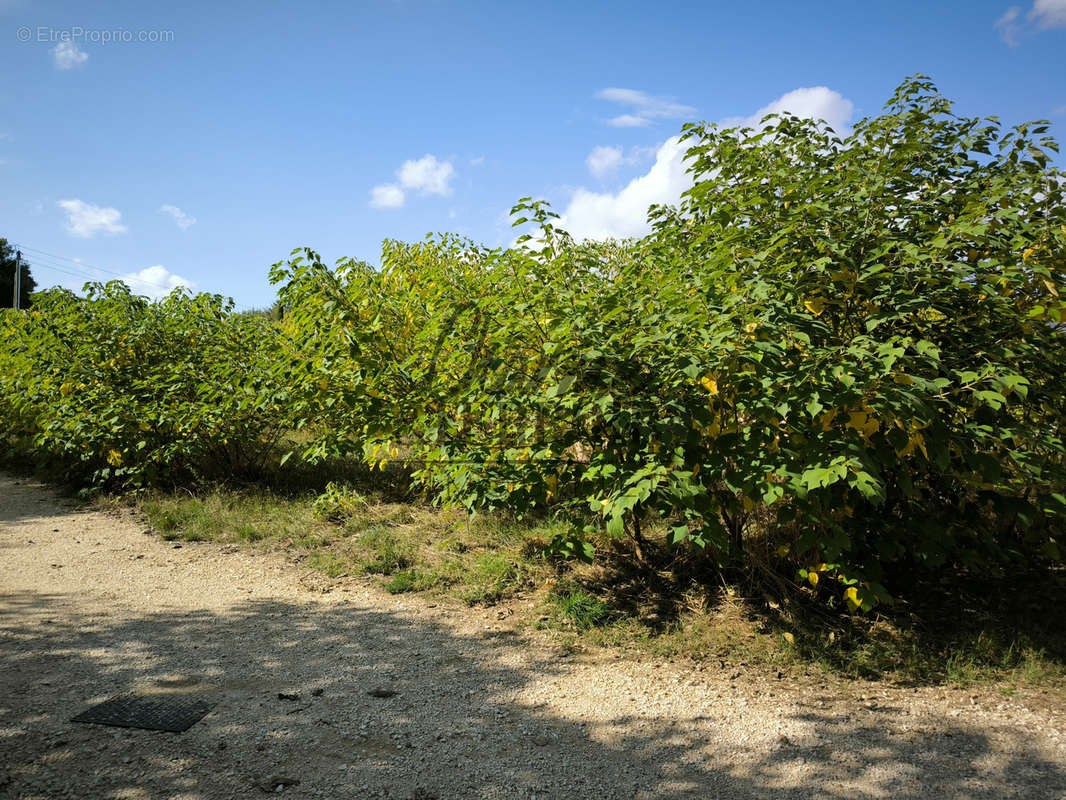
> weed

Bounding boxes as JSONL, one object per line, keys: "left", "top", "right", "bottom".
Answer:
{"left": 385, "top": 570, "right": 418, "bottom": 594}
{"left": 554, "top": 587, "right": 610, "bottom": 629}
{"left": 355, "top": 527, "right": 413, "bottom": 575}
{"left": 307, "top": 551, "right": 348, "bottom": 578}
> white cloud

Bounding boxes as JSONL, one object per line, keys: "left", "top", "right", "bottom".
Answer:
{"left": 607, "top": 114, "right": 652, "bottom": 128}
{"left": 1030, "top": 0, "right": 1066, "bottom": 27}
{"left": 370, "top": 154, "right": 456, "bottom": 209}
{"left": 57, "top": 199, "right": 126, "bottom": 237}
{"left": 370, "top": 183, "right": 405, "bottom": 209}
{"left": 551, "top": 86, "right": 854, "bottom": 242}
{"left": 52, "top": 41, "right": 88, "bottom": 69}
{"left": 996, "top": 5, "right": 1023, "bottom": 43}
{"left": 120, "top": 265, "right": 195, "bottom": 301}
{"left": 597, "top": 88, "right": 696, "bottom": 128}
{"left": 469, "top": 155, "right": 485, "bottom": 166}
{"left": 397, "top": 154, "right": 455, "bottom": 196}
{"left": 996, "top": 1, "right": 1066, "bottom": 44}
{"left": 724, "top": 86, "right": 854, "bottom": 136}
{"left": 558, "top": 136, "right": 692, "bottom": 241}
{"left": 585, "top": 144, "right": 658, "bottom": 178}
{"left": 159, "top": 204, "right": 196, "bottom": 230}
{"left": 586, "top": 145, "right": 624, "bottom": 177}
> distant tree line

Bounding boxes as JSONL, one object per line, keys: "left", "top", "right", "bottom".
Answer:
{"left": 0, "top": 239, "right": 36, "bottom": 309}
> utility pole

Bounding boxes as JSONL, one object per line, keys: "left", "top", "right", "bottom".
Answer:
{"left": 12, "top": 249, "right": 21, "bottom": 310}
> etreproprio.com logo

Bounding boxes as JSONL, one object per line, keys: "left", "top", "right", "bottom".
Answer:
{"left": 16, "top": 26, "right": 175, "bottom": 44}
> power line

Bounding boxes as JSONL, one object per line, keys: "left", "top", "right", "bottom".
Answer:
{"left": 14, "top": 242, "right": 260, "bottom": 311}
{"left": 16, "top": 245, "right": 195, "bottom": 296}
{"left": 18, "top": 244, "right": 167, "bottom": 284}
{"left": 20, "top": 258, "right": 101, "bottom": 283}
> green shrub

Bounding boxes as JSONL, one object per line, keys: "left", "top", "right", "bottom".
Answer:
{"left": 0, "top": 283, "right": 285, "bottom": 490}
{"left": 268, "top": 75, "right": 1065, "bottom": 610}
{"left": 311, "top": 481, "right": 369, "bottom": 522}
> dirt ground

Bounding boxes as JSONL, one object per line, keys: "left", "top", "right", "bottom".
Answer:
{"left": 2, "top": 472, "right": 1065, "bottom": 799}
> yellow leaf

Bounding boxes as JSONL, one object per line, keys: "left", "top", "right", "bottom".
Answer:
{"left": 782, "top": 632, "right": 795, "bottom": 645}
{"left": 893, "top": 373, "right": 913, "bottom": 386}
{"left": 1023, "top": 247, "right": 1035, "bottom": 262}
{"left": 60, "top": 382, "right": 73, "bottom": 397}
{"left": 804, "top": 297, "right": 826, "bottom": 316}
{"left": 846, "top": 411, "right": 879, "bottom": 440}
{"left": 545, "top": 476, "right": 558, "bottom": 500}
{"left": 846, "top": 411, "right": 868, "bottom": 431}
{"left": 844, "top": 586, "right": 861, "bottom": 610}
{"left": 818, "top": 410, "right": 837, "bottom": 431}
{"left": 139, "top": 422, "right": 150, "bottom": 432}
{"left": 777, "top": 545, "right": 790, "bottom": 557}
{"left": 807, "top": 571, "right": 819, "bottom": 587}
{"left": 107, "top": 450, "right": 123, "bottom": 467}
{"left": 701, "top": 375, "right": 718, "bottom": 394}
{"left": 318, "top": 379, "right": 329, "bottom": 390}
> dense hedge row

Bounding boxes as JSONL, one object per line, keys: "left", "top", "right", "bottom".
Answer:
{"left": 0, "top": 286, "right": 286, "bottom": 488}
{"left": 3, "top": 78, "right": 1063, "bottom": 609}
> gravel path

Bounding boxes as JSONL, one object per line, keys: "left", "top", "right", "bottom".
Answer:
{"left": 2, "top": 472, "right": 1065, "bottom": 799}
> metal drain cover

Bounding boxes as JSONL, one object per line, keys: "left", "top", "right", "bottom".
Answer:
{"left": 72, "top": 693, "right": 217, "bottom": 732}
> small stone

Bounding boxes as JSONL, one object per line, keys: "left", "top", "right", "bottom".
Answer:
{"left": 255, "top": 775, "right": 299, "bottom": 793}
{"left": 367, "top": 688, "right": 397, "bottom": 698}
{"left": 277, "top": 692, "right": 300, "bottom": 701}
{"left": 311, "top": 688, "right": 324, "bottom": 697}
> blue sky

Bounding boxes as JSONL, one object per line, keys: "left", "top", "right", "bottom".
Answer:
{"left": 1, "top": 0, "right": 1063, "bottom": 309}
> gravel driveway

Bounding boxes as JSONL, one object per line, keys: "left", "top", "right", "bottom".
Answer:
{"left": 1, "top": 472, "right": 1064, "bottom": 799}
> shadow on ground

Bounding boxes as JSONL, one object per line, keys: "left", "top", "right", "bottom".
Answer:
{"left": 1, "top": 588, "right": 1063, "bottom": 800}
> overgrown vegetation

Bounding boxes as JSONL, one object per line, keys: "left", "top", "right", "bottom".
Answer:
{"left": 2, "top": 76, "right": 1064, "bottom": 686}
{"left": 0, "top": 287, "right": 285, "bottom": 489}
